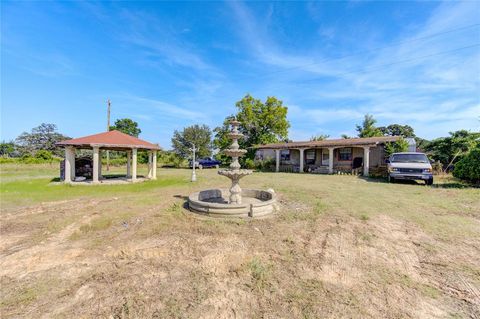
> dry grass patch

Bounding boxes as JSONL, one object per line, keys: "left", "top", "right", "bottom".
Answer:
{"left": 1, "top": 166, "right": 479, "bottom": 318}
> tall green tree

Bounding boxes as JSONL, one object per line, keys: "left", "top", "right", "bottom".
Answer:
{"left": 379, "top": 124, "right": 415, "bottom": 138}
{"left": 171, "top": 124, "right": 213, "bottom": 159}
{"left": 15, "top": 123, "right": 69, "bottom": 156}
{"left": 310, "top": 134, "right": 329, "bottom": 141}
{"left": 214, "top": 94, "right": 290, "bottom": 161}
{"left": 355, "top": 114, "right": 383, "bottom": 138}
{"left": 425, "top": 130, "right": 480, "bottom": 168}
{"left": 385, "top": 138, "right": 410, "bottom": 157}
{"left": 110, "top": 118, "right": 141, "bottom": 137}
{"left": 0, "top": 141, "right": 16, "bottom": 157}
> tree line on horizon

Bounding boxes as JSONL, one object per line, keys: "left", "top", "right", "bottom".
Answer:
{"left": 1, "top": 95, "right": 478, "bottom": 183}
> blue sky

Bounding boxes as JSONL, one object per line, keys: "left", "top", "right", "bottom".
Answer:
{"left": 1, "top": 1, "right": 479, "bottom": 149}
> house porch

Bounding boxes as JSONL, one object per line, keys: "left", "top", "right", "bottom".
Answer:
{"left": 272, "top": 146, "right": 374, "bottom": 176}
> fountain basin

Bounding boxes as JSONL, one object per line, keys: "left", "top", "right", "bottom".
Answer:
{"left": 188, "top": 188, "right": 277, "bottom": 218}
{"left": 218, "top": 169, "right": 252, "bottom": 179}
{"left": 223, "top": 149, "right": 247, "bottom": 157}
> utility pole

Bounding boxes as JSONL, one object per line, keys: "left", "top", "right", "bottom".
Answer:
{"left": 106, "top": 99, "right": 111, "bottom": 171}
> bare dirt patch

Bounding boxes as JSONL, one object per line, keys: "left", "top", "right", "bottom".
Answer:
{"left": 1, "top": 168, "right": 479, "bottom": 318}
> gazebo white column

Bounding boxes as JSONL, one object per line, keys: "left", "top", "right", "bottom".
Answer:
{"left": 275, "top": 149, "right": 280, "bottom": 172}
{"left": 70, "top": 147, "right": 76, "bottom": 182}
{"left": 92, "top": 146, "right": 100, "bottom": 183}
{"left": 152, "top": 151, "right": 157, "bottom": 180}
{"left": 299, "top": 148, "right": 305, "bottom": 173}
{"left": 328, "top": 147, "right": 334, "bottom": 174}
{"left": 64, "top": 146, "right": 75, "bottom": 183}
{"left": 98, "top": 149, "right": 103, "bottom": 180}
{"left": 147, "top": 151, "right": 153, "bottom": 179}
{"left": 363, "top": 146, "right": 370, "bottom": 177}
{"left": 126, "top": 150, "right": 131, "bottom": 178}
{"left": 131, "top": 148, "right": 137, "bottom": 182}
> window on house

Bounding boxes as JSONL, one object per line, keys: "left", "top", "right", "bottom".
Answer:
{"left": 280, "top": 150, "right": 290, "bottom": 161}
{"left": 305, "top": 150, "right": 316, "bottom": 165}
{"left": 338, "top": 148, "right": 352, "bottom": 161}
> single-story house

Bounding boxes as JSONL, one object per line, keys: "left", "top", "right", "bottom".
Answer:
{"left": 255, "top": 136, "right": 411, "bottom": 176}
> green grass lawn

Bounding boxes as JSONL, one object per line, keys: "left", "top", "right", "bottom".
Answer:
{"left": 1, "top": 163, "right": 479, "bottom": 318}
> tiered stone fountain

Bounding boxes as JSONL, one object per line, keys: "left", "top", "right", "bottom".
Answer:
{"left": 188, "top": 120, "right": 277, "bottom": 218}
{"left": 217, "top": 120, "right": 252, "bottom": 204}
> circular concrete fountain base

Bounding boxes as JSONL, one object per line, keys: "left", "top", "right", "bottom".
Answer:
{"left": 188, "top": 189, "right": 278, "bottom": 218}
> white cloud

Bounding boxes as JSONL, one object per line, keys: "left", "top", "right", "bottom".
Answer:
{"left": 113, "top": 94, "right": 207, "bottom": 121}
{"left": 228, "top": 1, "right": 480, "bottom": 139}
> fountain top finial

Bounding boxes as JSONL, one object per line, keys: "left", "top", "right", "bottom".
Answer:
{"left": 230, "top": 119, "right": 241, "bottom": 126}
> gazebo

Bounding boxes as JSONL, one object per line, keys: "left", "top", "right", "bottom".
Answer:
{"left": 56, "top": 130, "right": 161, "bottom": 184}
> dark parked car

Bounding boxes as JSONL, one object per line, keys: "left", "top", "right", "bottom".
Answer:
{"left": 189, "top": 157, "right": 221, "bottom": 169}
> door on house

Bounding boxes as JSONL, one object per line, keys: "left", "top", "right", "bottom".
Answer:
{"left": 321, "top": 149, "right": 329, "bottom": 166}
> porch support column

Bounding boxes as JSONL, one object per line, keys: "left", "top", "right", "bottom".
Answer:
{"left": 328, "top": 147, "right": 334, "bottom": 174}
{"left": 275, "top": 149, "right": 280, "bottom": 172}
{"left": 132, "top": 148, "right": 137, "bottom": 182}
{"left": 64, "top": 146, "right": 74, "bottom": 183}
{"left": 126, "top": 150, "right": 131, "bottom": 178}
{"left": 147, "top": 151, "right": 153, "bottom": 179}
{"left": 152, "top": 151, "right": 157, "bottom": 180}
{"left": 92, "top": 146, "right": 100, "bottom": 184}
{"left": 363, "top": 146, "right": 370, "bottom": 177}
{"left": 299, "top": 148, "right": 305, "bottom": 173}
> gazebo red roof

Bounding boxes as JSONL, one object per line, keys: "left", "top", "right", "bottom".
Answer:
{"left": 56, "top": 130, "right": 161, "bottom": 150}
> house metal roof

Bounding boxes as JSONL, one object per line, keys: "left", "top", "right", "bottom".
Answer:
{"left": 56, "top": 130, "right": 161, "bottom": 150}
{"left": 255, "top": 136, "right": 400, "bottom": 150}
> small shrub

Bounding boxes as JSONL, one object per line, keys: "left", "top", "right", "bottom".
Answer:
{"left": 453, "top": 143, "right": 480, "bottom": 184}
{"left": 158, "top": 151, "right": 187, "bottom": 168}
{"left": 254, "top": 159, "right": 275, "bottom": 172}
{"left": 431, "top": 161, "right": 443, "bottom": 175}
{"left": 244, "top": 158, "right": 255, "bottom": 169}
{"left": 0, "top": 155, "right": 61, "bottom": 164}
{"left": 34, "top": 150, "right": 53, "bottom": 160}
{"left": 105, "top": 158, "right": 127, "bottom": 166}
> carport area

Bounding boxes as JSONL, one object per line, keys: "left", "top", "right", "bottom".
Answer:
{"left": 56, "top": 130, "right": 160, "bottom": 184}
